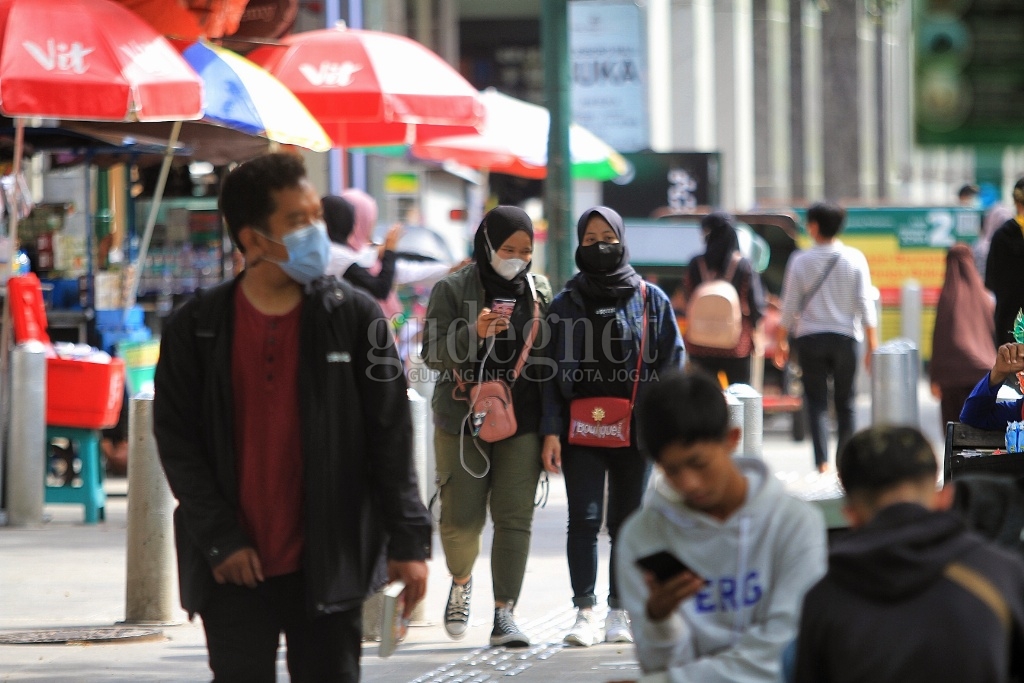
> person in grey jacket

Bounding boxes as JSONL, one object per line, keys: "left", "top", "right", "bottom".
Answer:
{"left": 615, "top": 369, "right": 826, "bottom": 683}
{"left": 154, "top": 153, "right": 431, "bottom": 683}
{"left": 421, "top": 205, "right": 553, "bottom": 648}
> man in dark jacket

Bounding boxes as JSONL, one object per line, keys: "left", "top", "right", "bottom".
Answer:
{"left": 793, "top": 425, "right": 1024, "bottom": 683}
{"left": 154, "top": 153, "right": 431, "bottom": 683}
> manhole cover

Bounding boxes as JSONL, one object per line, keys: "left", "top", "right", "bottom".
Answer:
{"left": 0, "top": 626, "right": 163, "bottom": 645}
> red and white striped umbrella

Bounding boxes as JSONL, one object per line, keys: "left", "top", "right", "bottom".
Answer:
{"left": 249, "top": 23, "right": 483, "bottom": 147}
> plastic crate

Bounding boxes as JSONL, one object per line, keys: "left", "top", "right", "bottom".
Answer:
{"left": 46, "top": 357, "right": 125, "bottom": 429}
{"left": 95, "top": 307, "right": 145, "bottom": 329}
{"left": 8, "top": 273, "right": 51, "bottom": 345}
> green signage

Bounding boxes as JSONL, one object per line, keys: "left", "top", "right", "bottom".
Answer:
{"left": 914, "top": 0, "right": 1024, "bottom": 145}
{"left": 793, "top": 207, "right": 982, "bottom": 248}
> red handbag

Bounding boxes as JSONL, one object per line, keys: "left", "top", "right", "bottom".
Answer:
{"left": 568, "top": 284, "right": 648, "bottom": 449}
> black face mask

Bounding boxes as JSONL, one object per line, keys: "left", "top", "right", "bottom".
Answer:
{"left": 577, "top": 242, "right": 624, "bottom": 273}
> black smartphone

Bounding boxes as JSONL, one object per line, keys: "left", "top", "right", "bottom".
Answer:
{"left": 491, "top": 298, "right": 516, "bottom": 317}
{"left": 636, "top": 550, "right": 693, "bottom": 582}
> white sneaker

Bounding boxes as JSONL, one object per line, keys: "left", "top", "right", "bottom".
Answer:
{"left": 604, "top": 608, "right": 634, "bottom": 643}
{"left": 563, "top": 608, "right": 600, "bottom": 647}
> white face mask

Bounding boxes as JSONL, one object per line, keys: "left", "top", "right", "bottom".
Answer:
{"left": 485, "top": 228, "right": 530, "bottom": 281}
{"left": 491, "top": 254, "right": 528, "bottom": 280}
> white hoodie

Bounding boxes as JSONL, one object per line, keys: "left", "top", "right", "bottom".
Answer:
{"left": 616, "top": 458, "right": 827, "bottom": 683}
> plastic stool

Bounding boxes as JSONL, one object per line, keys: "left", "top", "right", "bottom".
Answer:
{"left": 44, "top": 426, "right": 105, "bottom": 523}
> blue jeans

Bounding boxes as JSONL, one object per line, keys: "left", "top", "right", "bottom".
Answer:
{"left": 561, "top": 443, "right": 652, "bottom": 609}
{"left": 794, "top": 333, "right": 858, "bottom": 468}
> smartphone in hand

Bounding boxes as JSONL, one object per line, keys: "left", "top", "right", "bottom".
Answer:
{"left": 491, "top": 298, "right": 516, "bottom": 317}
{"left": 636, "top": 550, "right": 694, "bottom": 582}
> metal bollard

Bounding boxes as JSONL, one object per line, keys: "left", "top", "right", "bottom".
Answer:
{"left": 728, "top": 383, "right": 763, "bottom": 459}
{"left": 900, "top": 280, "right": 922, "bottom": 358}
{"left": 6, "top": 342, "right": 47, "bottom": 526}
{"left": 871, "top": 338, "right": 920, "bottom": 428}
{"left": 725, "top": 391, "right": 744, "bottom": 455}
{"left": 123, "top": 396, "right": 178, "bottom": 625}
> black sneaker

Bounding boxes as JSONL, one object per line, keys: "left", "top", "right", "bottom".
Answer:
{"left": 490, "top": 602, "right": 530, "bottom": 647}
{"left": 444, "top": 578, "right": 471, "bottom": 640}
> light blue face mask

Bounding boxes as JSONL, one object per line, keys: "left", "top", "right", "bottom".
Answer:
{"left": 261, "top": 221, "right": 331, "bottom": 285}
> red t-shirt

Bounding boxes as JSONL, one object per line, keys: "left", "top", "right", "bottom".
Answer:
{"left": 232, "top": 287, "right": 304, "bottom": 577}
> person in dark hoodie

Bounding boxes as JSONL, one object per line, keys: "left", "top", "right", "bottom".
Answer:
{"left": 792, "top": 425, "right": 1024, "bottom": 683}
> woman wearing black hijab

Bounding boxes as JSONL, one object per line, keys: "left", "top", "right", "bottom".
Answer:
{"left": 540, "top": 205, "right": 684, "bottom": 648}
{"left": 683, "top": 211, "right": 766, "bottom": 385}
{"left": 422, "top": 206, "right": 553, "bottom": 648}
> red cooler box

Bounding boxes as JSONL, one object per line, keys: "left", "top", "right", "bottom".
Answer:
{"left": 9, "top": 274, "right": 126, "bottom": 429}
{"left": 46, "top": 356, "right": 125, "bottom": 429}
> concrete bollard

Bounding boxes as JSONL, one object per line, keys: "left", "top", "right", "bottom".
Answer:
{"left": 728, "top": 384, "right": 763, "bottom": 459}
{"left": 6, "top": 342, "right": 47, "bottom": 526}
{"left": 123, "top": 396, "right": 178, "bottom": 625}
{"left": 364, "top": 390, "right": 431, "bottom": 639}
{"left": 871, "top": 338, "right": 920, "bottom": 428}
{"left": 406, "top": 388, "right": 428, "bottom": 624}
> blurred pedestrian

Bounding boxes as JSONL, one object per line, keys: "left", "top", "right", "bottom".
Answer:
{"left": 541, "top": 205, "right": 684, "bottom": 647}
{"left": 930, "top": 243, "right": 996, "bottom": 428}
{"left": 958, "top": 182, "right": 980, "bottom": 208}
{"left": 153, "top": 153, "right": 431, "bottom": 683}
{"left": 614, "top": 369, "right": 825, "bottom": 682}
{"left": 792, "top": 425, "right": 1024, "bottom": 683}
{"left": 986, "top": 177, "right": 1024, "bottom": 346}
{"left": 774, "top": 202, "right": 878, "bottom": 473}
{"left": 683, "top": 211, "right": 766, "bottom": 385}
{"left": 323, "top": 190, "right": 404, "bottom": 319}
{"left": 975, "top": 203, "right": 1013, "bottom": 282}
{"left": 421, "top": 206, "right": 553, "bottom": 648}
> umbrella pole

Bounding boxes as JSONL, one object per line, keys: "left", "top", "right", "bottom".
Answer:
{"left": 124, "top": 120, "right": 181, "bottom": 313}
{"left": 0, "top": 117, "right": 24, "bottom": 514}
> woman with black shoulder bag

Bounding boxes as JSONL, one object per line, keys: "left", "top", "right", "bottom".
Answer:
{"left": 540, "top": 206, "right": 684, "bottom": 647}
{"left": 421, "top": 206, "right": 552, "bottom": 648}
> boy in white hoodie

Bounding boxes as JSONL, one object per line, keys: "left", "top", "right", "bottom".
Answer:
{"left": 615, "top": 370, "right": 827, "bottom": 683}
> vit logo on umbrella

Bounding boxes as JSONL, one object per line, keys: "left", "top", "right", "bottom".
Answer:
{"left": 298, "top": 61, "right": 362, "bottom": 87}
{"left": 23, "top": 40, "right": 93, "bottom": 73}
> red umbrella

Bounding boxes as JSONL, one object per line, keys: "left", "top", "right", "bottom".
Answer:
{"left": 0, "top": 0, "right": 203, "bottom": 121}
{"left": 249, "top": 23, "right": 483, "bottom": 147}
{"left": 0, "top": 0, "right": 205, "bottom": 309}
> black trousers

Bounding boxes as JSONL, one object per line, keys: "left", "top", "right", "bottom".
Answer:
{"left": 199, "top": 571, "right": 362, "bottom": 683}
{"left": 794, "top": 333, "right": 858, "bottom": 468}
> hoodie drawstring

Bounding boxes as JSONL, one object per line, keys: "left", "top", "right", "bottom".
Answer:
{"left": 732, "top": 515, "right": 752, "bottom": 643}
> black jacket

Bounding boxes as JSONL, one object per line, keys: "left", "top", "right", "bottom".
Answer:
{"left": 794, "top": 503, "right": 1024, "bottom": 683}
{"left": 985, "top": 218, "right": 1024, "bottom": 345}
{"left": 153, "top": 275, "right": 432, "bottom": 617}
